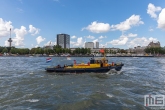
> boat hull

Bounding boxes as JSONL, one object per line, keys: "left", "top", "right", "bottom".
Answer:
{"left": 45, "top": 64, "right": 124, "bottom": 73}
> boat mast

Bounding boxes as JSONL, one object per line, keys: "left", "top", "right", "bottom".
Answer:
{"left": 103, "top": 46, "right": 106, "bottom": 59}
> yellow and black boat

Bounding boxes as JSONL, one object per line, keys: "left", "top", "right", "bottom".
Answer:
{"left": 45, "top": 50, "right": 124, "bottom": 73}
{"left": 45, "top": 57, "right": 124, "bottom": 73}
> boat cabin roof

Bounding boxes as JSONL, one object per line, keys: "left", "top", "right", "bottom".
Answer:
{"left": 90, "top": 58, "right": 108, "bottom": 61}
{"left": 90, "top": 58, "right": 108, "bottom": 64}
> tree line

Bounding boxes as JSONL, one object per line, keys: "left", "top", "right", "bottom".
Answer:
{"left": 144, "top": 47, "right": 165, "bottom": 54}
{"left": 0, "top": 45, "right": 92, "bottom": 55}
{"left": 1, "top": 46, "right": 165, "bottom": 55}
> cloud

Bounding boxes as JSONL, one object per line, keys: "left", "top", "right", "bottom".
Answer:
{"left": 82, "top": 21, "right": 110, "bottom": 33}
{"left": 128, "top": 33, "right": 137, "bottom": 37}
{"left": 71, "top": 35, "right": 76, "bottom": 39}
{"left": 0, "top": 18, "right": 13, "bottom": 38}
{"left": 12, "top": 26, "right": 27, "bottom": 46}
{"left": 92, "top": 39, "right": 99, "bottom": 45}
{"left": 111, "top": 15, "right": 144, "bottom": 31}
{"left": 128, "top": 37, "right": 158, "bottom": 47}
{"left": 36, "top": 36, "right": 45, "bottom": 44}
{"left": 44, "top": 41, "right": 56, "bottom": 46}
{"left": 109, "top": 35, "right": 129, "bottom": 45}
{"left": 86, "top": 35, "right": 95, "bottom": 39}
{"left": 99, "top": 36, "right": 107, "bottom": 39}
{"left": 147, "top": 3, "right": 162, "bottom": 19}
{"left": 157, "top": 8, "right": 165, "bottom": 30}
{"left": 29, "top": 25, "right": 40, "bottom": 36}
{"left": 4, "top": 40, "right": 9, "bottom": 47}
{"left": 99, "top": 43, "right": 108, "bottom": 48}
{"left": 149, "top": 27, "right": 154, "bottom": 31}
{"left": 107, "top": 33, "right": 137, "bottom": 46}
{"left": 71, "top": 37, "right": 85, "bottom": 47}
{"left": 35, "top": 45, "right": 39, "bottom": 48}
{"left": 92, "top": 39, "right": 98, "bottom": 43}
{"left": 92, "top": 39, "right": 100, "bottom": 48}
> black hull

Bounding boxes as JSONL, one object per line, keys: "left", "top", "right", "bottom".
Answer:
{"left": 45, "top": 64, "right": 124, "bottom": 73}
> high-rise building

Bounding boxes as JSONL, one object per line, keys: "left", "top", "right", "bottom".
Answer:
{"left": 96, "top": 42, "right": 99, "bottom": 48}
{"left": 57, "top": 34, "right": 70, "bottom": 48}
{"left": 85, "top": 42, "right": 94, "bottom": 49}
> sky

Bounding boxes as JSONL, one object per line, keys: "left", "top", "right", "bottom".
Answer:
{"left": 0, "top": 0, "right": 165, "bottom": 49}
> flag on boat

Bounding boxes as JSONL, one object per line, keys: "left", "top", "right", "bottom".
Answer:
{"left": 99, "top": 49, "right": 105, "bottom": 53}
{"left": 46, "top": 57, "right": 52, "bottom": 63}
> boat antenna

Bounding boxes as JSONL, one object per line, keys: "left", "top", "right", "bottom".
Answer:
{"left": 103, "top": 46, "right": 106, "bottom": 59}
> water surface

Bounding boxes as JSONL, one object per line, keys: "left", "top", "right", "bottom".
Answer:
{"left": 0, "top": 57, "right": 165, "bottom": 110}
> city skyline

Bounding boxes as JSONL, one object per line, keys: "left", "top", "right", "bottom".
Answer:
{"left": 0, "top": 0, "right": 165, "bottom": 49}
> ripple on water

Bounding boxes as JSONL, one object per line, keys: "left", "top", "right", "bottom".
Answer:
{"left": 26, "top": 99, "right": 39, "bottom": 102}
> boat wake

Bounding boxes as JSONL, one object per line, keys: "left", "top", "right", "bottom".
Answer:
{"left": 67, "top": 57, "right": 71, "bottom": 60}
{"left": 105, "top": 69, "right": 122, "bottom": 75}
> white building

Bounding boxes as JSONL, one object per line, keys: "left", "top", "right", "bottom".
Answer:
{"left": 96, "top": 42, "right": 99, "bottom": 48}
{"left": 85, "top": 42, "right": 94, "bottom": 49}
{"left": 57, "top": 34, "right": 70, "bottom": 48}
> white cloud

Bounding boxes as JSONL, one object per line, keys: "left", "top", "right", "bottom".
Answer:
{"left": 0, "top": 18, "right": 13, "bottom": 38}
{"left": 35, "top": 45, "right": 39, "bottom": 48}
{"left": 71, "top": 35, "right": 76, "bottom": 39}
{"left": 99, "top": 43, "right": 108, "bottom": 48}
{"left": 71, "top": 37, "right": 85, "bottom": 47}
{"left": 12, "top": 26, "right": 27, "bottom": 46}
{"left": 82, "top": 21, "right": 110, "bottom": 33}
{"left": 86, "top": 35, "right": 95, "bottom": 39}
{"left": 128, "top": 37, "right": 158, "bottom": 47}
{"left": 36, "top": 36, "right": 45, "bottom": 44}
{"left": 149, "top": 28, "right": 154, "bottom": 31}
{"left": 70, "top": 41, "right": 75, "bottom": 45}
{"left": 147, "top": 3, "right": 162, "bottom": 19}
{"left": 92, "top": 39, "right": 99, "bottom": 43}
{"left": 128, "top": 33, "right": 137, "bottom": 37}
{"left": 29, "top": 25, "right": 40, "bottom": 36}
{"left": 99, "top": 36, "right": 107, "bottom": 39}
{"left": 4, "top": 40, "right": 9, "bottom": 46}
{"left": 44, "top": 41, "right": 56, "bottom": 46}
{"left": 157, "top": 8, "right": 165, "bottom": 30}
{"left": 111, "top": 15, "right": 144, "bottom": 31}
{"left": 92, "top": 39, "right": 99, "bottom": 48}
{"left": 107, "top": 33, "right": 137, "bottom": 46}
{"left": 109, "top": 35, "right": 129, "bottom": 45}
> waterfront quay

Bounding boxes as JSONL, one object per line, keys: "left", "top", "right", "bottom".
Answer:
{"left": 0, "top": 54, "right": 165, "bottom": 57}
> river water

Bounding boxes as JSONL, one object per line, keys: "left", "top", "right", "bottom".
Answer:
{"left": 0, "top": 57, "right": 165, "bottom": 110}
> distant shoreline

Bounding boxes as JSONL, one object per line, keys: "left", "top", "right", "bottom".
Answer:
{"left": 0, "top": 55, "right": 165, "bottom": 57}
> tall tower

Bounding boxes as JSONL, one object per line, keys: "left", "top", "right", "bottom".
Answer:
{"left": 57, "top": 34, "right": 70, "bottom": 48}
{"left": 8, "top": 28, "right": 12, "bottom": 47}
{"left": 96, "top": 42, "right": 99, "bottom": 48}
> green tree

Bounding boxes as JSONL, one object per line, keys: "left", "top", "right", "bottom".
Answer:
{"left": 87, "top": 48, "right": 91, "bottom": 54}
{"left": 10, "top": 48, "right": 16, "bottom": 54}
{"left": 2, "top": 48, "right": 8, "bottom": 53}
{"left": 0, "top": 46, "right": 5, "bottom": 53}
